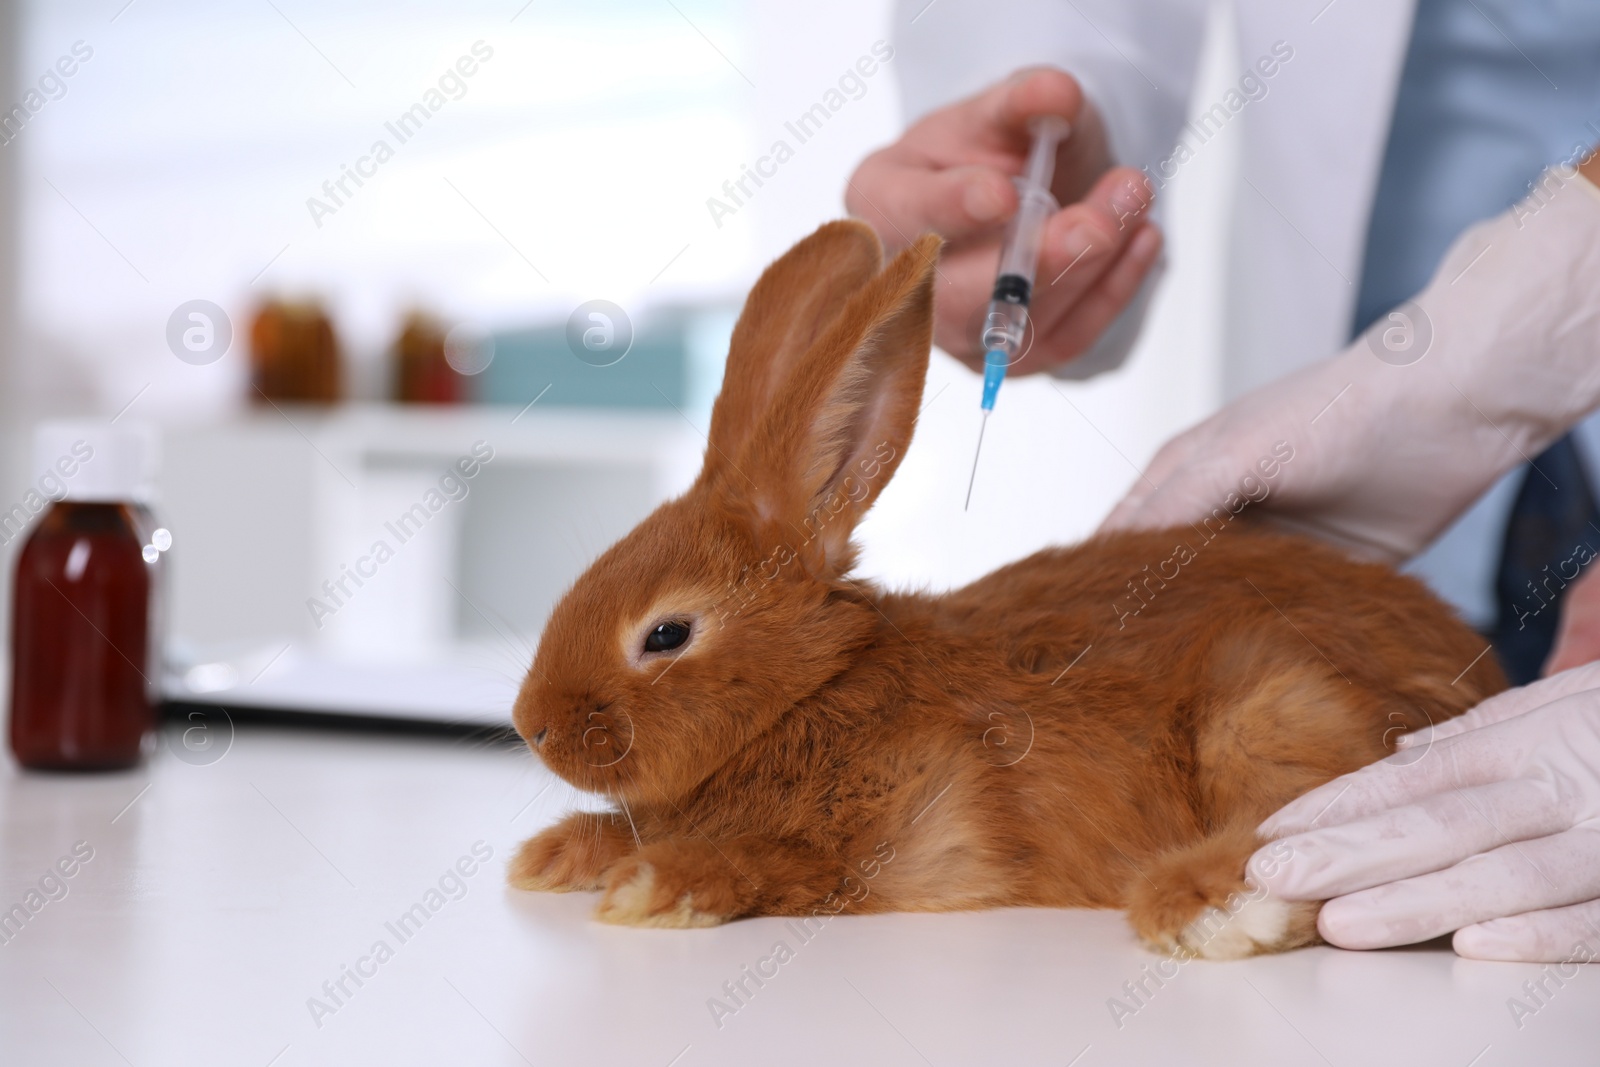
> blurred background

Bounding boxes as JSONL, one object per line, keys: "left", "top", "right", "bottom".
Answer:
{"left": 0, "top": 0, "right": 1238, "bottom": 725}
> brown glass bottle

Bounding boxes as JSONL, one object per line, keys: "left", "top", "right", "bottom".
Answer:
{"left": 249, "top": 299, "right": 342, "bottom": 404}
{"left": 9, "top": 501, "right": 154, "bottom": 770}
{"left": 392, "top": 311, "right": 464, "bottom": 404}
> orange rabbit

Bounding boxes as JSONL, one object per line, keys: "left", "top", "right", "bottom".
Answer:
{"left": 508, "top": 220, "right": 1505, "bottom": 958}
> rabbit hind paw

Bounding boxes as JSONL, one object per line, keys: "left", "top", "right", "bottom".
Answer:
{"left": 1124, "top": 827, "right": 1322, "bottom": 959}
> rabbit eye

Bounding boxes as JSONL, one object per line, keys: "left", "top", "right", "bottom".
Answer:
{"left": 644, "top": 620, "right": 691, "bottom": 653}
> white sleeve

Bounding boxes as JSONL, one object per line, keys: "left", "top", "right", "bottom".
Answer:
{"left": 890, "top": 0, "right": 1206, "bottom": 377}
{"left": 891, "top": 0, "right": 1208, "bottom": 176}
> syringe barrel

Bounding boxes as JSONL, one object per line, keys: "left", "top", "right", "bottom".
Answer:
{"left": 995, "top": 115, "right": 1068, "bottom": 286}
{"left": 1024, "top": 115, "right": 1070, "bottom": 190}
{"left": 995, "top": 184, "right": 1056, "bottom": 285}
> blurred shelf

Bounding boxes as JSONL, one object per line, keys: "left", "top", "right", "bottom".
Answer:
{"left": 152, "top": 404, "right": 704, "bottom": 724}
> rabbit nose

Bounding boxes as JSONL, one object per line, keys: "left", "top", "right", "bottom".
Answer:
{"left": 533, "top": 727, "right": 548, "bottom": 747}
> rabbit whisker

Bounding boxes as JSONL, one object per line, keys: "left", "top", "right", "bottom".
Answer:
{"left": 616, "top": 792, "right": 644, "bottom": 851}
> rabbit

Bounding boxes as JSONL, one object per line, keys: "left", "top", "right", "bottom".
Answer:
{"left": 507, "top": 219, "right": 1506, "bottom": 958}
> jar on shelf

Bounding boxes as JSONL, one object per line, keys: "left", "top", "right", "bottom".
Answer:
{"left": 392, "top": 311, "right": 465, "bottom": 404}
{"left": 249, "top": 299, "right": 342, "bottom": 404}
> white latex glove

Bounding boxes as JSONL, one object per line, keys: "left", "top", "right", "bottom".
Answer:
{"left": 1249, "top": 663, "right": 1600, "bottom": 963}
{"left": 1100, "top": 165, "right": 1600, "bottom": 562}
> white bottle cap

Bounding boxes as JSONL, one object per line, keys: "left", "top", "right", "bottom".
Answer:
{"left": 32, "top": 421, "right": 158, "bottom": 504}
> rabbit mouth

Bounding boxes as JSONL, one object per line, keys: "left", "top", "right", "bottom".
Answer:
{"left": 579, "top": 704, "right": 634, "bottom": 769}
{"left": 533, "top": 703, "right": 636, "bottom": 789}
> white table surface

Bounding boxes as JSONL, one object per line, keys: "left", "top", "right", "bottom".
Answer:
{"left": 2, "top": 723, "right": 1596, "bottom": 1067}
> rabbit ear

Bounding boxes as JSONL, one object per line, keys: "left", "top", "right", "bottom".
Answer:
{"left": 718, "top": 230, "right": 942, "bottom": 577}
{"left": 706, "top": 220, "right": 885, "bottom": 465}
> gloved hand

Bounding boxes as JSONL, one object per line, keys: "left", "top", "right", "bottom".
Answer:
{"left": 1248, "top": 662, "right": 1600, "bottom": 963}
{"left": 1100, "top": 161, "right": 1600, "bottom": 563}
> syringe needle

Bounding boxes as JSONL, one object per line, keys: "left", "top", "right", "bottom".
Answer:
{"left": 964, "top": 408, "right": 990, "bottom": 511}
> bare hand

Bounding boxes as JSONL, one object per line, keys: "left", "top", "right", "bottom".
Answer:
{"left": 845, "top": 67, "right": 1161, "bottom": 375}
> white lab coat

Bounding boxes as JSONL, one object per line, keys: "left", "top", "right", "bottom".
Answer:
{"left": 894, "top": 0, "right": 1418, "bottom": 397}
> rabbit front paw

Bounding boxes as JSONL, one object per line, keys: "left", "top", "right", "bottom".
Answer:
{"left": 509, "top": 811, "right": 634, "bottom": 892}
{"left": 594, "top": 841, "right": 751, "bottom": 928}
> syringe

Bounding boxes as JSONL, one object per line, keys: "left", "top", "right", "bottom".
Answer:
{"left": 964, "top": 115, "right": 1069, "bottom": 510}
